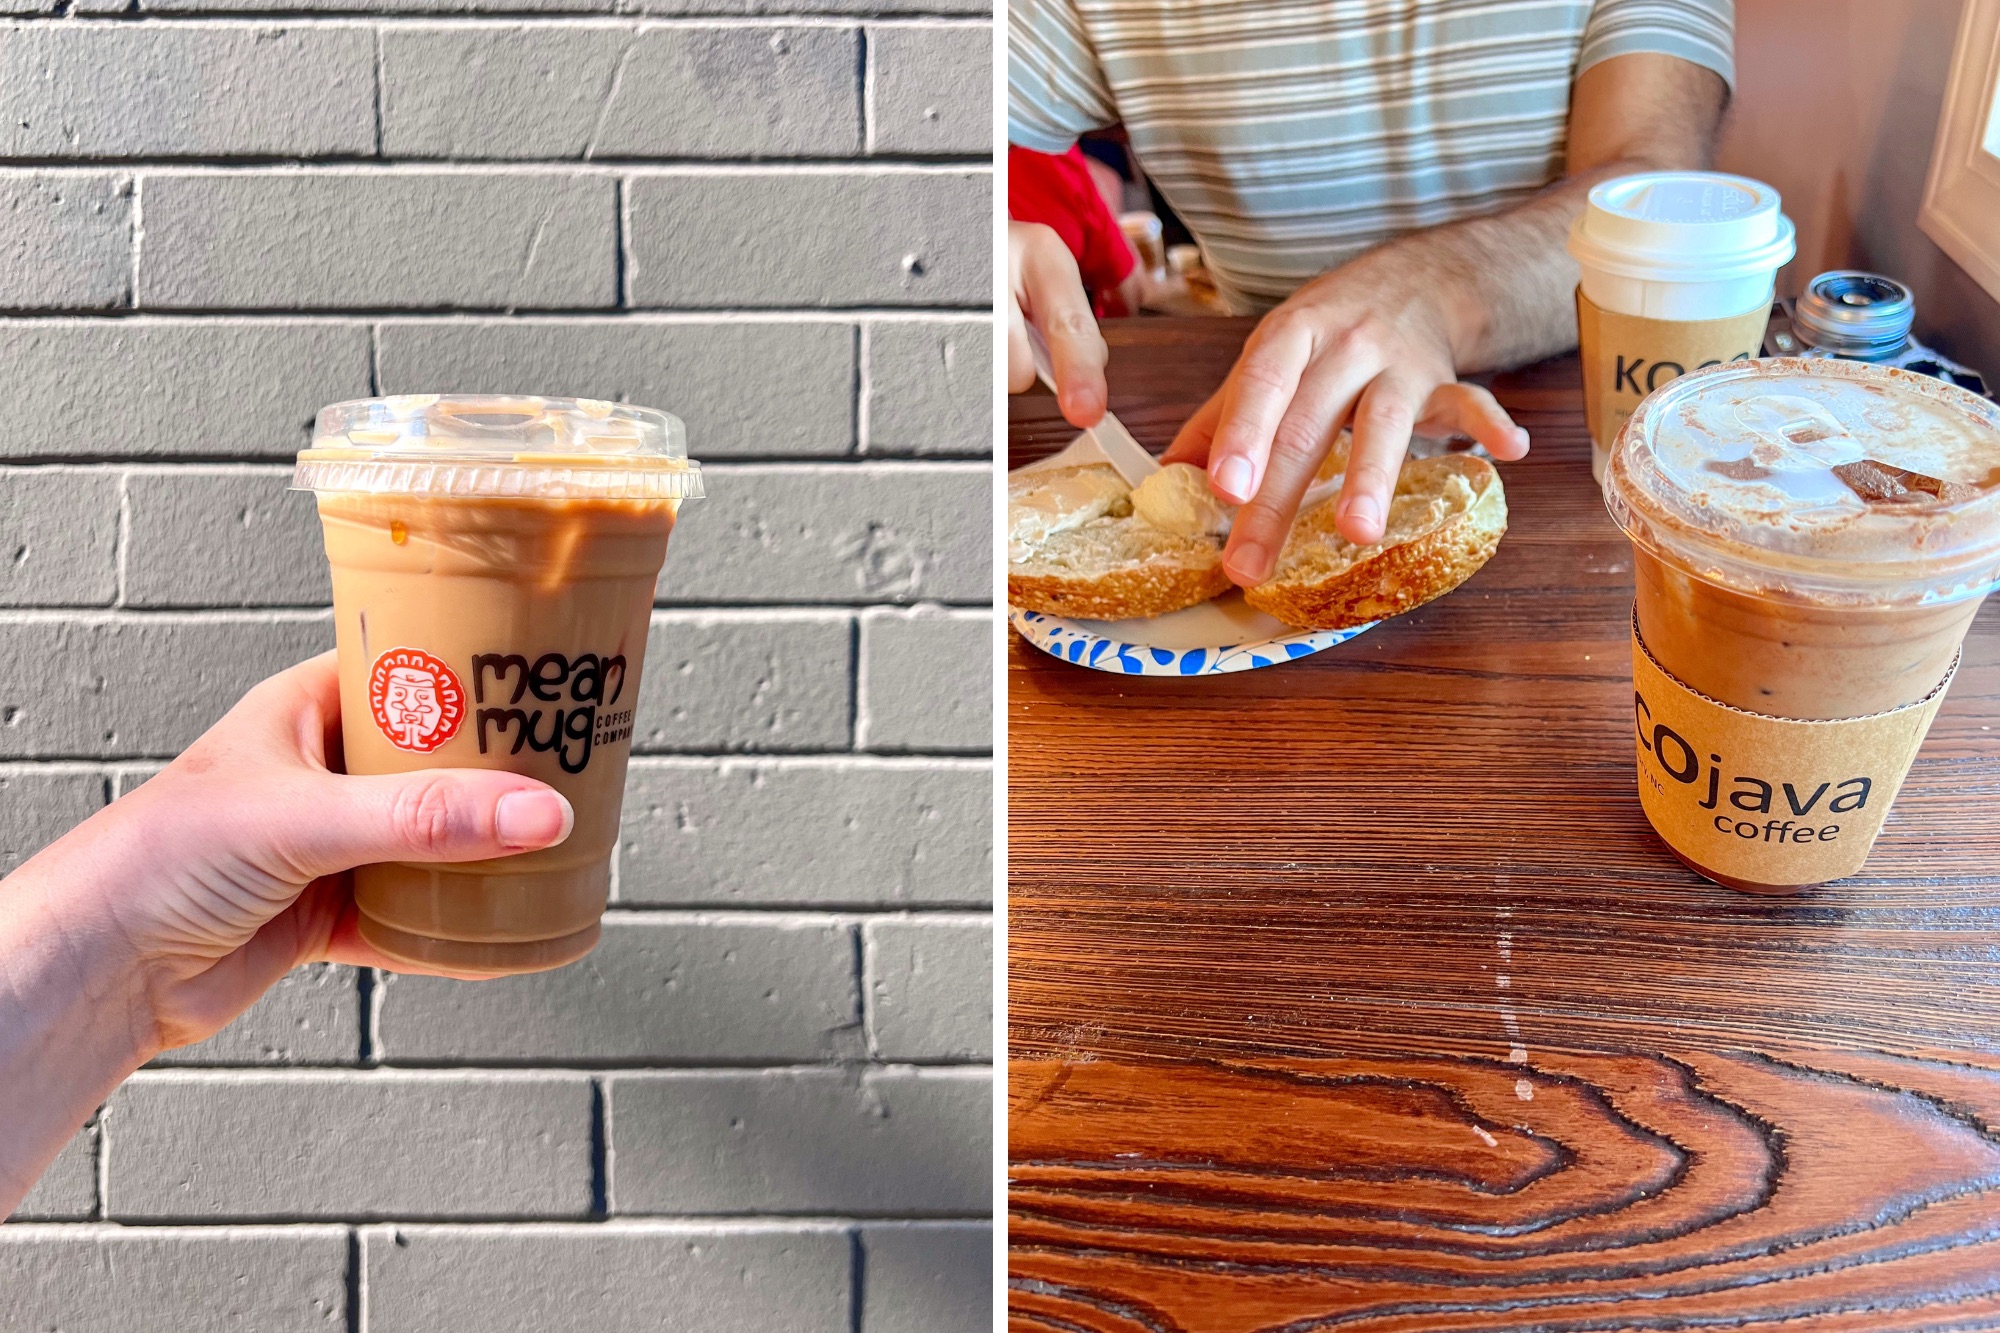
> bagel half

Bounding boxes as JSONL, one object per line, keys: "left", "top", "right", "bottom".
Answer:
{"left": 1007, "top": 463, "right": 1232, "bottom": 620}
{"left": 1245, "top": 453, "right": 1506, "bottom": 630}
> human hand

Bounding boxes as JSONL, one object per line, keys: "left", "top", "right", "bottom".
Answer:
{"left": 1161, "top": 239, "right": 1531, "bottom": 587}
{"left": 1008, "top": 220, "right": 1110, "bottom": 428}
{"left": 3, "top": 652, "right": 574, "bottom": 1062}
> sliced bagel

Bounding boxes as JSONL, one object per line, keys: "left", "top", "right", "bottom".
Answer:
{"left": 1008, "top": 462, "right": 1231, "bottom": 620}
{"left": 1245, "top": 454, "right": 1506, "bottom": 630}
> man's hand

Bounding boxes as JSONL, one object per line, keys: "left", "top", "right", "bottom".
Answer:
{"left": 1163, "top": 52, "right": 1728, "bottom": 588}
{"left": 1161, "top": 239, "right": 1529, "bottom": 585}
{"left": 1008, "top": 220, "right": 1109, "bottom": 428}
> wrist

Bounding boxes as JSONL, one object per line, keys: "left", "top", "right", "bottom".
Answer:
{"left": 1344, "top": 229, "right": 1484, "bottom": 369}
{"left": 0, "top": 859, "right": 162, "bottom": 1079}
{"left": 0, "top": 859, "right": 161, "bottom": 1213}
{"left": 1386, "top": 229, "right": 1490, "bottom": 367}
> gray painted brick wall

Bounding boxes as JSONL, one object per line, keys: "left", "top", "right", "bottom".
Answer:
{"left": 1, "top": 10, "right": 991, "bottom": 1332}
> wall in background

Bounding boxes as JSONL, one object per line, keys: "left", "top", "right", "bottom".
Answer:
{"left": 0, "top": 7, "right": 994, "bottom": 1333}
{"left": 1717, "top": 0, "right": 2000, "bottom": 372}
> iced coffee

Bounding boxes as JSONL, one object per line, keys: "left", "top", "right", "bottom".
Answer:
{"left": 1605, "top": 359, "right": 2000, "bottom": 892}
{"left": 294, "top": 397, "right": 703, "bottom": 974}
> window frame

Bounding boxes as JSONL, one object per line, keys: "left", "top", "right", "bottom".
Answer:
{"left": 1922, "top": 0, "right": 2000, "bottom": 304}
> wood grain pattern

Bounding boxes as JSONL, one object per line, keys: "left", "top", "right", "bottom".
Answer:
{"left": 1008, "top": 318, "right": 2000, "bottom": 1330}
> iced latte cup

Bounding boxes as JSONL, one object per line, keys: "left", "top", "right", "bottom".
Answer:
{"left": 294, "top": 397, "right": 702, "bottom": 974}
{"left": 1605, "top": 359, "right": 2000, "bottom": 892}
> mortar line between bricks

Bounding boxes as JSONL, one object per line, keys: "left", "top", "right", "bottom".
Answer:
{"left": 611, "top": 175, "right": 628, "bottom": 308}
{"left": 43, "top": 1214, "right": 994, "bottom": 1233}
{"left": 858, "top": 922, "right": 880, "bottom": 1059}
{"left": 599, "top": 905, "right": 996, "bottom": 920}
{"left": 113, "top": 474, "right": 130, "bottom": 608}
{"left": 0, "top": 303, "right": 994, "bottom": 320}
{"left": 852, "top": 321, "right": 870, "bottom": 455}
{"left": 0, "top": 604, "right": 993, "bottom": 623}
{"left": 0, "top": 452, "right": 994, "bottom": 467}
{"left": 0, "top": 158, "right": 988, "bottom": 175}
{"left": 91, "top": 1109, "right": 106, "bottom": 1221}
{"left": 94, "top": 1206, "right": 996, "bottom": 1226}
{"left": 157, "top": 1057, "right": 997, "bottom": 1072}
{"left": 0, "top": 308, "right": 991, "bottom": 323}
{"left": 0, "top": 759, "right": 129, "bottom": 776}
{"left": 0, "top": 12, "right": 997, "bottom": 27}
{"left": 345, "top": 1228, "right": 363, "bottom": 1333}
{"left": 849, "top": 1227, "right": 866, "bottom": 1333}
{"left": 58, "top": 766, "right": 990, "bottom": 802}
{"left": 850, "top": 612, "right": 868, "bottom": 750}
{"left": 589, "top": 1077, "right": 608, "bottom": 1219}
{"left": 595, "top": 906, "right": 995, "bottom": 925}
{"left": 12, "top": 745, "right": 991, "bottom": 761}
{"left": 125, "top": 1061, "right": 993, "bottom": 1080}
{"left": 4, "top": 603, "right": 986, "bottom": 614}
{"left": 623, "top": 752, "right": 992, "bottom": 770}
{"left": 858, "top": 22, "right": 875, "bottom": 157}
{"left": 355, "top": 967, "right": 376, "bottom": 1065}
{"left": 125, "top": 175, "right": 142, "bottom": 308}
{"left": 0, "top": 458, "right": 993, "bottom": 474}
{"left": 369, "top": 26, "right": 384, "bottom": 158}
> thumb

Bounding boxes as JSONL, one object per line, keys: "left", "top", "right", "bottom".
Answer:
{"left": 276, "top": 770, "right": 575, "bottom": 881}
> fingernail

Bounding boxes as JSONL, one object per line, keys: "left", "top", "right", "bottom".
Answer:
{"left": 1346, "top": 495, "right": 1382, "bottom": 527}
{"left": 1230, "top": 540, "right": 1270, "bottom": 583}
{"left": 1214, "top": 457, "right": 1255, "bottom": 501}
{"left": 496, "top": 790, "right": 574, "bottom": 849}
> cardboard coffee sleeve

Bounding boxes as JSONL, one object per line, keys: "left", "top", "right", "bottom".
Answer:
{"left": 1630, "top": 619, "right": 1953, "bottom": 889}
{"left": 1577, "top": 290, "right": 1772, "bottom": 454}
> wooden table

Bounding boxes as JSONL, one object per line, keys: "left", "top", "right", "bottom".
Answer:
{"left": 1007, "top": 318, "right": 2000, "bottom": 1330}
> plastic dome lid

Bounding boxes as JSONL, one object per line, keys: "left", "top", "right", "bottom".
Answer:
{"left": 294, "top": 396, "right": 703, "bottom": 502}
{"left": 1604, "top": 358, "right": 2000, "bottom": 604}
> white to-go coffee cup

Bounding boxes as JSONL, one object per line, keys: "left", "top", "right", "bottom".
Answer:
{"left": 1568, "top": 172, "right": 1796, "bottom": 483}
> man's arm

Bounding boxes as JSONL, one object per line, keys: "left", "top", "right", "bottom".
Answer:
{"left": 1442, "top": 53, "right": 1732, "bottom": 374}
{"left": 1163, "top": 53, "right": 1729, "bottom": 586}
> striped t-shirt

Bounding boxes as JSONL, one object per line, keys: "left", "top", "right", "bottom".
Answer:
{"left": 1010, "top": 0, "right": 1735, "bottom": 314}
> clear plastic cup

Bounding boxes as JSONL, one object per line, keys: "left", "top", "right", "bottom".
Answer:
{"left": 1604, "top": 358, "right": 2000, "bottom": 891}
{"left": 294, "top": 396, "right": 703, "bottom": 974}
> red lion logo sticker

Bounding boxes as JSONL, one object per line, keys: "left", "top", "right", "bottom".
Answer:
{"left": 369, "top": 648, "right": 465, "bottom": 753}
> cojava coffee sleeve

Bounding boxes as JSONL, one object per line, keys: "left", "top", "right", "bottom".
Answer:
{"left": 1577, "top": 289, "right": 1772, "bottom": 453}
{"left": 1630, "top": 617, "right": 1953, "bottom": 887}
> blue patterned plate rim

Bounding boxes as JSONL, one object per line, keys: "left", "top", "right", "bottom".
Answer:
{"left": 1008, "top": 607, "right": 1374, "bottom": 676}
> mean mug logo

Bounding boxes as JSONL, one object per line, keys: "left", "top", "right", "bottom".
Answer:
{"left": 470, "top": 651, "right": 630, "bottom": 775}
{"left": 369, "top": 648, "right": 467, "bottom": 753}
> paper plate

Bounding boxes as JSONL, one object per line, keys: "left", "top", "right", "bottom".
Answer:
{"left": 1007, "top": 431, "right": 1386, "bottom": 675}
{"left": 1009, "top": 597, "right": 1373, "bottom": 675}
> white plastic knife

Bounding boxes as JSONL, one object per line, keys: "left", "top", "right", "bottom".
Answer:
{"left": 1027, "top": 323, "right": 1158, "bottom": 487}
{"left": 1026, "top": 322, "right": 1346, "bottom": 521}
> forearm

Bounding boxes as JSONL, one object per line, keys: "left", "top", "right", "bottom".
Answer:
{"left": 1403, "top": 161, "right": 1651, "bottom": 375}
{"left": 1384, "top": 51, "right": 1730, "bottom": 375}
{"left": 0, "top": 863, "right": 156, "bottom": 1215}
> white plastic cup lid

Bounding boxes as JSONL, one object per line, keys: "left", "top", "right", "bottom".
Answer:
{"left": 1567, "top": 171, "right": 1796, "bottom": 284}
{"left": 293, "top": 395, "right": 704, "bottom": 502}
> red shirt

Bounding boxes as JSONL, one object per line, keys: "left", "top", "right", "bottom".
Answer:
{"left": 1009, "top": 144, "right": 1136, "bottom": 318}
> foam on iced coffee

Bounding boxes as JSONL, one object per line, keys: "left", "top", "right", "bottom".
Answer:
{"left": 1608, "top": 358, "right": 2000, "bottom": 604}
